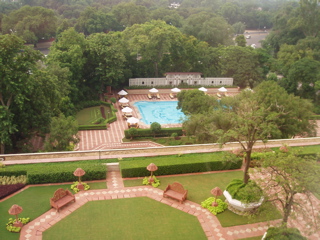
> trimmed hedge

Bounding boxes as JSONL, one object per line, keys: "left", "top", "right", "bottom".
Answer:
{"left": 0, "top": 170, "right": 27, "bottom": 177}
{"left": 78, "top": 124, "right": 107, "bottom": 130}
{"left": 120, "top": 152, "right": 242, "bottom": 177}
{"left": 77, "top": 101, "right": 117, "bottom": 130}
{"left": 124, "top": 127, "right": 183, "bottom": 139}
{"left": 0, "top": 162, "right": 107, "bottom": 184}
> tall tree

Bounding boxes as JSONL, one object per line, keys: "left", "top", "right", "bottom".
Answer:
{"left": 47, "top": 28, "right": 87, "bottom": 105}
{"left": 0, "top": 34, "right": 42, "bottom": 153}
{"left": 44, "top": 114, "right": 79, "bottom": 152}
{"left": 84, "top": 32, "right": 126, "bottom": 96}
{"left": 2, "top": 6, "right": 57, "bottom": 46}
{"left": 122, "top": 20, "right": 183, "bottom": 77}
{"left": 218, "top": 45, "right": 265, "bottom": 88}
{"left": 182, "top": 12, "right": 233, "bottom": 47}
{"left": 112, "top": 2, "right": 150, "bottom": 27}
{"left": 75, "top": 7, "right": 121, "bottom": 35}
{"left": 180, "top": 81, "right": 315, "bottom": 184}
{"left": 254, "top": 150, "right": 320, "bottom": 230}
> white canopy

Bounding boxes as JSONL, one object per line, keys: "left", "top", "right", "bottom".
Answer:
{"left": 149, "top": 88, "right": 159, "bottom": 93}
{"left": 121, "top": 107, "right": 133, "bottom": 113}
{"left": 119, "top": 98, "right": 129, "bottom": 104}
{"left": 118, "top": 90, "right": 128, "bottom": 95}
{"left": 198, "top": 87, "right": 208, "bottom": 92}
{"left": 127, "top": 117, "right": 139, "bottom": 124}
{"left": 171, "top": 87, "right": 181, "bottom": 93}
{"left": 218, "top": 87, "right": 228, "bottom": 92}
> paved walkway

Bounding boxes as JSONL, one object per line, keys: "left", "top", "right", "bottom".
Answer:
{"left": 20, "top": 164, "right": 280, "bottom": 240}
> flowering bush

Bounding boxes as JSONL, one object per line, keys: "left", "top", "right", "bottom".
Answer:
{"left": 71, "top": 181, "right": 90, "bottom": 193}
{"left": 201, "top": 197, "right": 228, "bottom": 215}
{"left": 6, "top": 217, "right": 30, "bottom": 233}
{"left": 142, "top": 175, "right": 160, "bottom": 188}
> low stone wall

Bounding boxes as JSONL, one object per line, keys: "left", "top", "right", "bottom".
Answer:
{"left": 1, "top": 137, "right": 320, "bottom": 162}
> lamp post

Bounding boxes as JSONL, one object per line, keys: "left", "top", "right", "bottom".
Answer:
{"left": 211, "top": 187, "right": 223, "bottom": 207}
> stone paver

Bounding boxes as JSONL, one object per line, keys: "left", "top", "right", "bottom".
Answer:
{"left": 19, "top": 166, "right": 320, "bottom": 240}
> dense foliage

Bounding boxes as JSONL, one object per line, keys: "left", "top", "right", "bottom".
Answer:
{"left": 1, "top": 0, "right": 320, "bottom": 153}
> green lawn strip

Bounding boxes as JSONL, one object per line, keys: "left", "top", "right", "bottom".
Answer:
{"left": 122, "top": 136, "right": 197, "bottom": 145}
{"left": 89, "top": 181, "right": 107, "bottom": 190}
{"left": 0, "top": 184, "right": 70, "bottom": 240}
{"left": 124, "top": 171, "right": 281, "bottom": 227}
{"left": 76, "top": 106, "right": 102, "bottom": 125}
{"left": 42, "top": 198, "right": 207, "bottom": 240}
{"left": 0, "top": 181, "right": 107, "bottom": 240}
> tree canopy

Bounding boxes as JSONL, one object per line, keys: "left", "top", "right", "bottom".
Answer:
{"left": 180, "top": 81, "right": 316, "bottom": 184}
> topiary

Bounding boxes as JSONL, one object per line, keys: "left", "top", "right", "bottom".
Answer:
{"left": 226, "top": 179, "right": 263, "bottom": 203}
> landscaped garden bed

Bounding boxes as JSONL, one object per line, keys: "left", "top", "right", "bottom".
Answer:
{"left": 124, "top": 171, "right": 282, "bottom": 227}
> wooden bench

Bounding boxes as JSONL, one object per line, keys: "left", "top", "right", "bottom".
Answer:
{"left": 163, "top": 182, "right": 188, "bottom": 203}
{"left": 50, "top": 188, "right": 75, "bottom": 211}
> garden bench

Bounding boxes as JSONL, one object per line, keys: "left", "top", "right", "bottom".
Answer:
{"left": 50, "top": 188, "right": 75, "bottom": 211}
{"left": 163, "top": 182, "right": 188, "bottom": 203}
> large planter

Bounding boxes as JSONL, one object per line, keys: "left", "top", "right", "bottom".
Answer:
{"left": 223, "top": 190, "right": 263, "bottom": 212}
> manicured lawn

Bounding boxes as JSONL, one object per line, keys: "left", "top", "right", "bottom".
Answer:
{"left": 124, "top": 171, "right": 282, "bottom": 227}
{"left": 76, "top": 106, "right": 110, "bottom": 125}
{"left": 43, "top": 198, "right": 207, "bottom": 240}
{"left": 123, "top": 136, "right": 198, "bottom": 145}
{"left": 0, "top": 182, "right": 107, "bottom": 240}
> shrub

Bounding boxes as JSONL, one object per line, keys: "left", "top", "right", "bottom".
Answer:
{"left": 6, "top": 217, "right": 30, "bottom": 233}
{"left": 226, "top": 179, "right": 263, "bottom": 203}
{"left": 110, "top": 97, "right": 117, "bottom": 104}
{"left": 0, "top": 162, "right": 107, "bottom": 184}
{"left": 124, "top": 127, "right": 183, "bottom": 139}
{"left": 142, "top": 175, "right": 160, "bottom": 188}
{"left": 0, "top": 175, "right": 27, "bottom": 185}
{"left": 120, "top": 152, "right": 242, "bottom": 177}
{"left": 70, "top": 181, "right": 90, "bottom": 193}
{"left": 265, "top": 227, "right": 307, "bottom": 240}
{"left": 150, "top": 122, "right": 161, "bottom": 137}
{"left": 201, "top": 197, "right": 228, "bottom": 215}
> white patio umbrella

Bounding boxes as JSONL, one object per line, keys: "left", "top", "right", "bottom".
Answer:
{"left": 171, "top": 87, "right": 181, "bottom": 93}
{"left": 118, "top": 98, "right": 129, "bottom": 104}
{"left": 127, "top": 117, "right": 139, "bottom": 124}
{"left": 149, "top": 88, "right": 159, "bottom": 93}
{"left": 218, "top": 87, "right": 228, "bottom": 92}
{"left": 198, "top": 87, "right": 207, "bottom": 92}
{"left": 118, "top": 90, "right": 128, "bottom": 96}
{"left": 121, "top": 107, "right": 133, "bottom": 113}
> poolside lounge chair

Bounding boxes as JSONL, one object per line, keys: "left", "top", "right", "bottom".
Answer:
{"left": 217, "top": 93, "right": 222, "bottom": 98}
{"left": 225, "top": 93, "right": 229, "bottom": 97}
{"left": 148, "top": 94, "right": 152, "bottom": 99}
{"left": 157, "top": 93, "right": 160, "bottom": 99}
{"left": 169, "top": 93, "right": 174, "bottom": 99}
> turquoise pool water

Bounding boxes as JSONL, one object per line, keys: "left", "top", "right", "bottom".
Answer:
{"left": 133, "top": 101, "right": 186, "bottom": 125}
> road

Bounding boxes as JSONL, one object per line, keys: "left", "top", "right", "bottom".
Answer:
{"left": 244, "top": 30, "right": 269, "bottom": 48}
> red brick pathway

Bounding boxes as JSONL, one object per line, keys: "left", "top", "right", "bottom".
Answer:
{"left": 19, "top": 164, "right": 280, "bottom": 240}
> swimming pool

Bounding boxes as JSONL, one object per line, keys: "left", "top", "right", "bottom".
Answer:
{"left": 133, "top": 101, "right": 186, "bottom": 125}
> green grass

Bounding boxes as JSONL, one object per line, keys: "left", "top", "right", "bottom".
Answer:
{"left": 124, "top": 171, "right": 281, "bottom": 227}
{"left": 0, "top": 184, "right": 70, "bottom": 240}
{"left": 76, "top": 106, "right": 110, "bottom": 125}
{"left": 0, "top": 182, "right": 107, "bottom": 240}
{"left": 43, "top": 198, "right": 207, "bottom": 240}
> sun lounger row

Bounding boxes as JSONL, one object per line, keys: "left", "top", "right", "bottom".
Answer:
{"left": 147, "top": 94, "right": 160, "bottom": 99}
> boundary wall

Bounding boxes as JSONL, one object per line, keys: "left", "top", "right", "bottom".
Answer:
{"left": 1, "top": 137, "right": 320, "bottom": 163}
